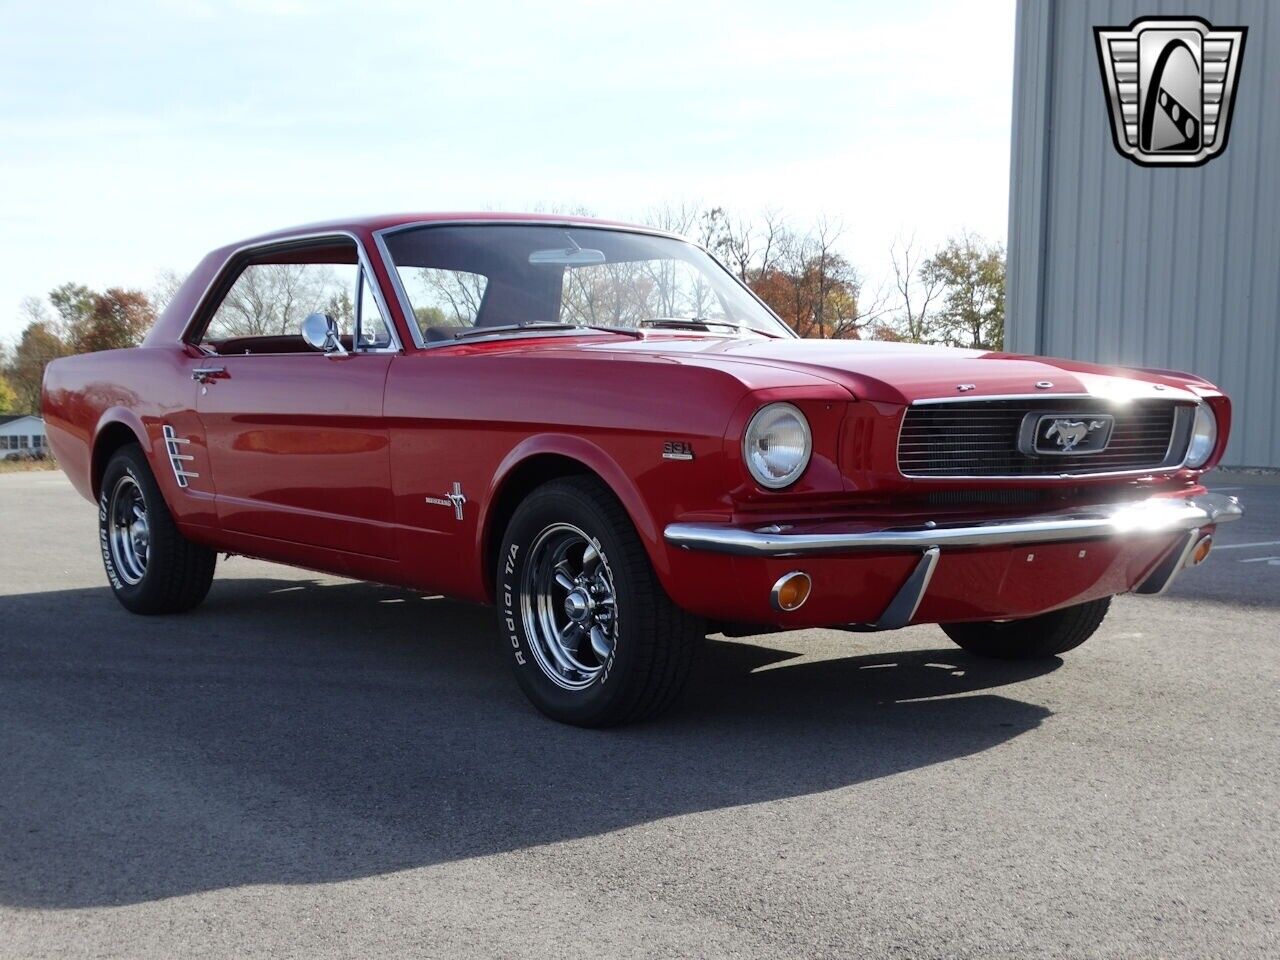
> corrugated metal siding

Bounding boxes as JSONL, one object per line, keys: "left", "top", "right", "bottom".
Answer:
{"left": 1007, "top": 0, "right": 1280, "bottom": 467}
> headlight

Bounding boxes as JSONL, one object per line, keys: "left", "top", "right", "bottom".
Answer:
{"left": 743, "top": 402, "right": 812, "bottom": 489}
{"left": 1185, "top": 403, "right": 1218, "bottom": 468}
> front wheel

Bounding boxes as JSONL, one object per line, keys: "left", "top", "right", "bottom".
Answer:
{"left": 497, "top": 476, "right": 702, "bottom": 727}
{"left": 941, "top": 597, "right": 1111, "bottom": 660}
{"left": 99, "top": 444, "right": 216, "bottom": 614}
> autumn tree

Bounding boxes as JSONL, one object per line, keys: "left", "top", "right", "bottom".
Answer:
{"left": 48, "top": 283, "right": 95, "bottom": 341}
{"left": 7, "top": 320, "right": 68, "bottom": 413}
{"left": 75, "top": 289, "right": 156, "bottom": 353}
{"left": 0, "top": 373, "right": 16, "bottom": 413}
{"left": 925, "top": 234, "right": 1006, "bottom": 349}
{"left": 749, "top": 220, "right": 886, "bottom": 339}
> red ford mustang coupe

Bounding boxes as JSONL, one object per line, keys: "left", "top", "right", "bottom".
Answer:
{"left": 43, "top": 213, "right": 1242, "bottom": 725}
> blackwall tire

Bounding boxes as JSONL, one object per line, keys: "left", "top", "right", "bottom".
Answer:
{"left": 99, "top": 444, "right": 216, "bottom": 615}
{"left": 942, "top": 597, "right": 1111, "bottom": 660}
{"left": 497, "top": 476, "right": 702, "bottom": 727}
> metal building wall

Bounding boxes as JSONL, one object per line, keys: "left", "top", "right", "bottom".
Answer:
{"left": 1007, "top": 0, "right": 1279, "bottom": 467}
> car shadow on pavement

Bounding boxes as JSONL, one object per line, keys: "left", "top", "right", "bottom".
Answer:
{"left": 0, "top": 577, "right": 1057, "bottom": 909}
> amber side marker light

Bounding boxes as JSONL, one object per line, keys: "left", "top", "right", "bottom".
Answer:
{"left": 771, "top": 572, "right": 812, "bottom": 612}
{"left": 1188, "top": 535, "right": 1214, "bottom": 568}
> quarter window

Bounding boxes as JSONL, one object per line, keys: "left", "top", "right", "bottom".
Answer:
{"left": 356, "top": 272, "right": 394, "bottom": 349}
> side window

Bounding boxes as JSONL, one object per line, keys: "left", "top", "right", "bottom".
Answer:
{"left": 560, "top": 259, "right": 728, "bottom": 326}
{"left": 204, "top": 261, "right": 358, "bottom": 347}
{"left": 396, "top": 267, "right": 489, "bottom": 338}
{"left": 356, "top": 272, "right": 394, "bottom": 349}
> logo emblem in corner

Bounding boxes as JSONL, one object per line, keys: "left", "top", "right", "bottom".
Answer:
{"left": 1095, "top": 17, "right": 1247, "bottom": 167}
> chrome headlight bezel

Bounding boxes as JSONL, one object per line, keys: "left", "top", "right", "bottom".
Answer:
{"left": 743, "top": 402, "right": 813, "bottom": 490}
{"left": 1184, "top": 402, "right": 1218, "bottom": 469}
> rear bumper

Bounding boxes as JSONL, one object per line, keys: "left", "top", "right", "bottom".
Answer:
{"left": 660, "top": 493, "right": 1243, "bottom": 629}
{"left": 664, "top": 493, "right": 1242, "bottom": 557}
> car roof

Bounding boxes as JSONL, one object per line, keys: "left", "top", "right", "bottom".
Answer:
{"left": 230, "top": 212, "right": 664, "bottom": 248}
{"left": 144, "top": 213, "right": 694, "bottom": 348}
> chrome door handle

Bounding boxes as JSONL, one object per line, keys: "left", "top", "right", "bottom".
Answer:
{"left": 192, "top": 367, "right": 226, "bottom": 383}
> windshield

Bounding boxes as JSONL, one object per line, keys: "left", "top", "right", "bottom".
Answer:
{"left": 380, "top": 223, "right": 793, "bottom": 343}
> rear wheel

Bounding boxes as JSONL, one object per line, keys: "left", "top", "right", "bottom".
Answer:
{"left": 942, "top": 597, "right": 1111, "bottom": 660}
{"left": 99, "top": 444, "right": 216, "bottom": 614}
{"left": 498, "top": 476, "right": 702, "bottom": 727}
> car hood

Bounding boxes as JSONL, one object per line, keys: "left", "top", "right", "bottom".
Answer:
{"left": 578, "top": 336, "right": 1210, "bottom": 404}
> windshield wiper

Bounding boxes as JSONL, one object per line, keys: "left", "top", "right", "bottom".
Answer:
{"left": 640, "top": 317, "right": 774, "bottom": 337}
{"left": 451, "top": 322, "right": 643, "bottom": 341}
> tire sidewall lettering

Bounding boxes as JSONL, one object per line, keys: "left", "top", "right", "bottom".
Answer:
{"left": 502, "top": 542, "right": 526, "bottom": 665}
{"left": 99, "top": 463, "right": 140, "bottom": 593}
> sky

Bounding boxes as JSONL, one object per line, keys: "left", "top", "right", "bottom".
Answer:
{"left": 0, "top": 0, "right": 1016, "bottom": 343}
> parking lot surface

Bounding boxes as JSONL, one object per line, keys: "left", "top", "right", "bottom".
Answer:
{"left": 1, "top": 472, "right": 1277, "bottom": 959}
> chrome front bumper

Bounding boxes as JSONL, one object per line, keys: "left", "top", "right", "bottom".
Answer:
{"left": 664, "top": 493, "right": 1243, "bottom": 629}
{"left": 664, "top": 493, "right": 1242, "bottom": 557}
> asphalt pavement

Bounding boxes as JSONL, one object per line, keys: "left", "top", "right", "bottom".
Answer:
{"left": 1, "top": 471, "right": 1276, "bottom": 959}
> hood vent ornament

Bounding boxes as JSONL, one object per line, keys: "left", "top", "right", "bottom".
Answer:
{"left": 1035, "top": 381, "right": 1054, "bottom": 389}
{"left": 956, "top": 383, "right": 976, "bottom": 392}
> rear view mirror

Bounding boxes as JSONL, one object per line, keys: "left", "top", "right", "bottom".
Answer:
{"left": 528, "top": 247, "right": 607, "bottom": 267}
{"left": 529, "top": 231, "right": 607, "bottom": 266}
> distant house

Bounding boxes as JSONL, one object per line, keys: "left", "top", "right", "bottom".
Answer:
{"left": 0, "top": 415, "right": 48, "bottom": 457}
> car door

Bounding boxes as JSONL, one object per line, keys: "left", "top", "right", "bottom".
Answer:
{"left": 192, "top": 242, "right": 400, "bottom": 559}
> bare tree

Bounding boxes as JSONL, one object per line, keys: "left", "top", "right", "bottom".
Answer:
{"left": 405, "top": 269, "right": 488, "bottom": 329}
{"left": 889, "top": 235, "right": 945, "bottom": 343}
{"left": 150, "top": 269, "right": 187, "bottom": 315}
{"left": 207, "top": 264, "right": 341, "bottom": 339}
{"left": 644, "top": 201, "right": 703, "bottom": 238}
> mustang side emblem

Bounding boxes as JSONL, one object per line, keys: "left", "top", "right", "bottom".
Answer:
{"left": 425, "top": 482, "right": 467, "bottom": 520}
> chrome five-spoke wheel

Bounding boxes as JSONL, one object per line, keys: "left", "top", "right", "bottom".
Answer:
{"left": 500, "top": 476, "right": 701, "bottom": 726}
{"left": 519, "top": 522, "right": 618, "bottom": 690}
{"left": 107, "top": 474, "right": 149, "bottom": 585}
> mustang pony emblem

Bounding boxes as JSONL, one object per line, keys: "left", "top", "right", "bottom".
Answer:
{"left": 1044, "top": 419, "right": 1108, "bottom": 453}
{"left": 425, "top": 481, "right": 468, "bottom": 520}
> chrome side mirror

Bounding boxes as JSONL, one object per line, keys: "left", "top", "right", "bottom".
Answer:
{"left": 301, "top": 312, "right": 347, "bottom": 356}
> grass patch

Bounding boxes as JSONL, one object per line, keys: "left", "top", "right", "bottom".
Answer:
{"left": 0, "top": 459, "right": 59, "bottom": 474}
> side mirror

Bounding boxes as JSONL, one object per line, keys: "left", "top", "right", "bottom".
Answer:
{"left": 301, "top": 313, "right": 347, "bottom": 356}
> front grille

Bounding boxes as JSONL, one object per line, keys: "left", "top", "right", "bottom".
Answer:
{"left": 898, "top": 398, "right": 1192, "bottom": 478}
{"left": 923, "top": 488, "right": 1059, "bottom": 507}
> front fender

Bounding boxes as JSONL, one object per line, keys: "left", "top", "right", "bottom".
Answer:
{"left": 480, "top": 433, "right": 668, "bottom": 585}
